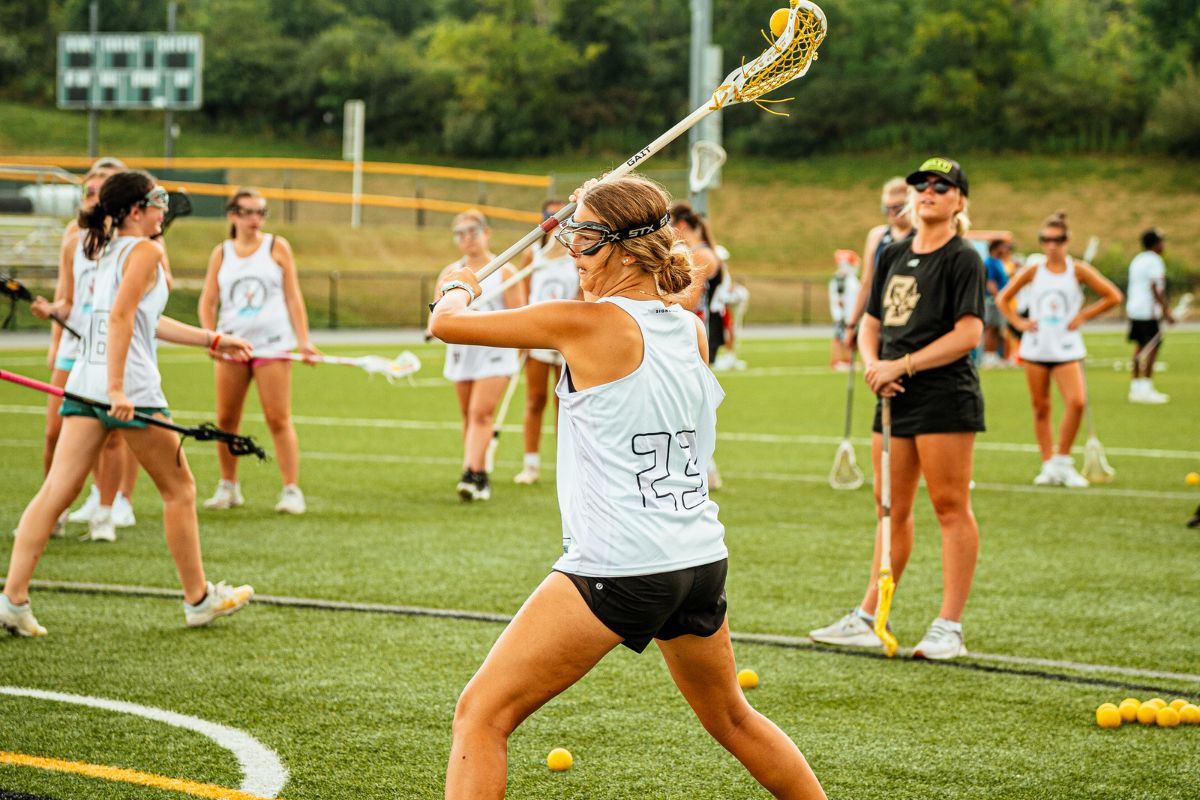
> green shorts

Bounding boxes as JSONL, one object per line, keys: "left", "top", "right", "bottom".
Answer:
{"left": 59, "top": 398, "right": 171, "bottom": 430}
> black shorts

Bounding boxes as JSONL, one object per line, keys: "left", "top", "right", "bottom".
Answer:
{"left": 556, "top": 559, "right": 728, "bottom": 653}
{"left": 1023, "top": 359, "right": 1081, "bottom": 370}
{"left": 1128, "top": 319, "right": 1160, "bottom": 347}
{"left": 872, "top": 380, "right": 985, "bottom": 437}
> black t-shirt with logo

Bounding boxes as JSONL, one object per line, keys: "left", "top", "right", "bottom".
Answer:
{"left": 865, "top": 234, "right": 986, "bottom": 433}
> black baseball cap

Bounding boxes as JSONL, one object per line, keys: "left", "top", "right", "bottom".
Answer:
{"left": 906, "top": 156, "right": 969, "bottom": 198}
{"left": 1141, "top": 228, "right": 1165, "bottom": 249}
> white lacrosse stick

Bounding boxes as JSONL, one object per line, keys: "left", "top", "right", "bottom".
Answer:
{"left": 471, "top": 237, "right": 560, "bottom": 309}
{"left": 1081, "top": 235, "right": 1099, "bottom": 263}
{"left": 485, "top": 351, "right": 527, "bottom": 474}
{"left": 429, "top": 1, "right": 827, "bottom": 300}
{"left": 689, "top": 140, "right": 727, "bottom": 194}
{"left": 237, "top": 351, "right": 422, "bottom": 384}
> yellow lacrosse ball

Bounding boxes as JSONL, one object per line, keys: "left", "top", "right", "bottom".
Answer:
{"left": 1186, "top": 471, "right": 1199, "bottom": 486}
{"left": 1118, "top": 699, "right": 1140, "bottom": 722}
{"left": 1095, "top": 704, "right": 1121, "bottom": 729}
{"left": 1156, "top": 706, "right": 1181, "bottom": 728}
{"left": 1136, "top": 702, "right": 1159, "bottom": 724}
{"left": 1147, "top": 697, "right": 1167, "bottom": 709}
{"left": 1179, "top": 704, "right": 1200, "bottom": 724}
{"left": 1169, "top": 698, "right": 1188, "bottom": 711}
{"left": 769, "top": 8, "right": 792, "bottom": 37}
{"left": 737, "top": 668, "right": 760, "bottom": 690}
{"left": 546, "top": 748, "right": 573, "bottom": 772}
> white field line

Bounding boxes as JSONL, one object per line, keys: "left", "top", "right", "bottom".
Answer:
{"left": 13, "top": 579, "right": 1199, "bottom": 687}
{"left": 3, "top": 403, "right": 1197, "bottom": 461}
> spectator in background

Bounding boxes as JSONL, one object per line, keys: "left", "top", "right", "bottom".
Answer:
{"left": 828, "top": 249, "right": 861, "bottom": 370}
{"left": 844, "top": 177, "right": 913, "bottom": 351}
{"left": 1125, "top": 228, "right": 1173, "bottom": 404}
{"left": 981, "top": 239, "right": 1010, "bottom": 368}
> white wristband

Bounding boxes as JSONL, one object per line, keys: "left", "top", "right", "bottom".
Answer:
{"left": 440, "top": 280, "right": 478, "bottom": 302}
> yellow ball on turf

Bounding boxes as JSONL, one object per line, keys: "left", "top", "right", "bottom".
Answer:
{"left": 1169, "top": 698, "right": 1188, "bottom": 711}
{"left": 546, "top": 747, "right": 573, "bottom": 772}
{"left": 1136, "top": 702, "right": 1160, "bottom": 724}
{"left": 1179, "top": 704, "right": 1200, "bottom": 724}
{"left": 737, "top": 668, "right": 760, "bottom": 690}
{"left": 1118, "top": 699, "right": 1140, "bottom": 722}
{"left": 1095, "top": 704, "right": 1121, "bottom": 729}
{"left": 769, "top": 8, "right": 792, "bottom": 38}
{"left": 1156, "top": 706, "right": 1181, "bottom": 728}
{"left": 1147, "top": 697, "right": 1166, "bottom": 709}
{"left": 1186, "top": 471, "right": 1199, "bottom": 486}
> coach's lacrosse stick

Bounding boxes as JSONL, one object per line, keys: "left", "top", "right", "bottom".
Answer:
{"left": 829, "top": 350, "right": 864, "bottom": 490}
{"left": 874, "top": 396, "right": 899, "bottom": 657}
{"left": 0, "top": 369, "right": 267, "bottom": 459}
{"left": 1134, "top": 293, "right": 1192, "bottom": 372}
{"left": 1078, "top": 367, "right": 1114, "bottom": 484}
{"left": 233, "top": 351, "right": 421, "bottom": 384}
{"left": 689, "top": 140, "right": 727, "bottom": 194}
{"left": 161, "top": 188, "right": 193, "bottom": 234}
{"left": 485, "top": 351, "right": 528, "bottom": 474}
{"left": 430, "top": 1, "right": 826, "bottom": 310}
{"left": 1081, "top": 235, "right": 1099, "bottom": 264}
{"left": 0, "top": 273, "right": 83, "bottom": 338}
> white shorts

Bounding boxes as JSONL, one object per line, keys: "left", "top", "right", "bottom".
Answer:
{"left": 443, "top": 343, "right": 519, "bottom": 382}
{"left": 528, "top": 348, "right": 564, "bottom": 367}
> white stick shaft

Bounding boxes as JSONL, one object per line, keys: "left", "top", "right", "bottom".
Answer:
{"left": 880, "top": 398, "right": 892, "bottom": 572}
{"left": 492, "top": 352, "right": 527, "bottom": 436}
{"left": 471, "top": 238, "right": 557, "bottom": 309}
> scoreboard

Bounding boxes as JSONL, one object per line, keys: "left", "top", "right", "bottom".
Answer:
{"left": 57, "top": 33, "right": 203, "bottom": 110}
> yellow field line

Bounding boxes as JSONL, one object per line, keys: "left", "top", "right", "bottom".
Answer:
{"left": 0, "top": 751, "right": 281, "bottom": 800}
{"left": 0, "top": 155, "right": 552, "bottom": 188}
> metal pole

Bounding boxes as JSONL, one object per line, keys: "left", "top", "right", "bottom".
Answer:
{"left": 688, "top": 0, "right": 711, "bottom": 215}
{"left": 164, "top": 1, "right": 177, "bottom": 160}
{"left": 87, "top": 0, "right": 98, "bottom": 158}
{"left": 328, "top": 271, "right": 340, "bottom": 329}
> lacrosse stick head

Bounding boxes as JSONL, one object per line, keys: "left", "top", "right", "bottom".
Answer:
{"left": 829, "top": 441, "right": 864, "bottom": 490}
{"left": 689, "top": 140, "right": 727, "bottom": 194}
{"left": 190, "top": 423, "right": 269, "bottom": 460}
{"left": 1082, "top": 435, "right": 1115, "bottom": 483}
{"left": 161, "top": 188, "right": 193, "bottom": 234}
{"left": 1, "top": 276, "right": 33, "bottom": 302}
{"left": 711, "top": 0, "right": 827, "bottom": 112}
{"left": 875, "top": 570, "right": 898, "bottom": 657}
{"left": 362, "top": 351, "right": 422, "bottom": 384}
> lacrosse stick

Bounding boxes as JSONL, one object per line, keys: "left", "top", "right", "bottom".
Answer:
{"left": 430, "top": 1, "right": 826, "bottom": 309}
{"left": 485, "top": 351, "right": 528, "bottom": 474}
{"left": 829, "top": 350, "right": 864, "bottom": 490}
{"left": 1078, "top": 366, "right": 1114, "bottom": 484}
{"left": 1081, "top": 235, "right": 1099, "bottom": 263}
{"left": 471, "top": 236, "right": 561, "bottom": 309}
{"left": 161, "top": 188, "right": 193, "bottom": 234}
{"left": 689, "top": 140, "right": 727, "bottom": 194}
{"left": 233, "top": 351, "right": 421, "bottom": 384}
{"left": 0, "top": 369, "right": 267, "bottom": 459}
{"left": 1134, "top": 292, "right": 1192, "bottom": 372}
{"left": 1, "top": 273, "right": 82, "bottom": 338}
{"left": 874, "top": 396, "right": 899, "bottom": 658}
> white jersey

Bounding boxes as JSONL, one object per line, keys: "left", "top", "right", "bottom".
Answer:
{"left": 828, "top": 272, "right": 860, "bottom": 324}
{"left": 216, "top": 234, "right": 298, "bottom": 352}
{"left": 1018, "top": 255, "right": 1086, "bottom": 363}
{"left": 442, "top": 263, "right": 521, "bottom": 382}
{"left": 56, "top": 237, "right": 99, "bottom": 362}
{"left": 553, "top": 297, "right": 727, "bottom": 577}
{"left": 1125, "top": 250, "right": 1165, "bottom": 321}
{"left": 66, "top": 236, "right": 169, "bottom": 407}
{"left": 528, "top": 252, "right": 579, "bottom": 366}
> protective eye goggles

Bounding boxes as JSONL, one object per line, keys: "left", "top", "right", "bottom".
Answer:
{"left": 140, "top": 187, "right": 170, "bottom": 210}
{"left": 553, "top": 213, "right": 671, "bottom": 257}
{"left": 911, "top": 178, "right": 955, "bottom": 195}
{"left": 233, "top": 206, "right": 268, "bottom": 218}
{"left": 452, "top": 224, "right": 484, "bottom": 240}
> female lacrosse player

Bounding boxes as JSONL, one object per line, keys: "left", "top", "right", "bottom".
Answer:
{"left": 670, "top": 202, "right": 725, "bottom": 358}
{"left": 431, "top": 210, "right": 525, "bottom": 501}
{"left": 843, "top": 177, "right": 912, "bottom": 350}
{"left": 2, "top": 170, "right": 254, "bottom": 637}
{"left": 513, "top": 199, "right": 580, "bottom": 485}
{"left": 198, "top": 188, "right": 318, "bottom": 514}
{"left": 430, "top": 176, "right": 826, "bottom": 800}
{"left": 810, "top": 157, "right": 985, "bottom": 661}
{"left": 996, "top": 211, "right": 1122, "bottom": 488}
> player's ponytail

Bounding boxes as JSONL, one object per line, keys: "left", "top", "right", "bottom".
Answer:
{"left": 79, "top": 169, "right": 155, "bottom": 260}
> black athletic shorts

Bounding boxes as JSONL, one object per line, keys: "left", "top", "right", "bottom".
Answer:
{"left": 556, "top": 559, "right": 728, "bottom": 653}
{"left": 1128, "top": 319, "right": 1160, "bottom": 347}
{"left": 1023, "top": 359, "right": 1081, "bottom": 370}
{"left": 872, "top": 379, "right": 985, "bottom": 437}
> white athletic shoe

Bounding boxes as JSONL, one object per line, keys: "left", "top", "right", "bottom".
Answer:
{"left": 203, "top": 480, "right": 244, "bottom": 510}
{"left": 274, "top": 485, "right": 306, "bottom": 515}
{"left": 112, "top": 493, "right": 136, "bottom": 528}
{"left": 458, "top": 471, "right": 491, "bottom": 502}
{"left": 1129, "top": 379, "right": 1169, "bottom": 404}
{"left": 513, "top": 467, "right": 539, "bottom": 485}
{"left": 82, "top": 508, "right": 117, "bottom": 543}
{"left": 184, "top": 581, "right": 254, "bottom": 628}
{"left": 1033, "top": 461, "right": 1061, "bottom": 486}
{"left": 67, "top": 485, "right": 100, "bottom": 523}
{"left": 1051, "top": 455, "right": 1089, "bottom": 488}
{"left": 712, "top": 352, "right": 747, "bottom": 372}
{"left": 51, "top": 509, "right": 68, "bottom": 538}
{"left": 912, "top": 619, "right": 968, "bottom": 660}
{"left": 0, "top": 595, "right": 47, "bottom": 637}
{"left": 809, "top": 610, "right": 884, "bottom": 648}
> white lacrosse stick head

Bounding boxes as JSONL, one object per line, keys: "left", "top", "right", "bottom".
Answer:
{"left": 689, "top": 140, "right": 727, "bottom": 194}
{"left": 360, "top": 351, "right": 422, "bottom": 384}
{"left": 711, "top": 0, "right": 827, "bottom": 111}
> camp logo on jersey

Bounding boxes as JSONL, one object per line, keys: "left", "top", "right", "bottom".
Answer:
{"left": 78, "top": 265, "right": 97, "bottom": 314}
{"left": 918, "top": 156, "right": 954, "bottom": 174}
{"left": 230, "top": 277, "right": 269, "bottom": 317}
{"left": 1033, "top": 290, "right": 1070, "bottom": 325}
{"left": 883, "top": 274, "right": 921, "bottom": 326}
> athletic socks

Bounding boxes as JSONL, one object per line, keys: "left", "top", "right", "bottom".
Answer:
{"left": 523, "top": 453, "right": 540, "bottom": 470}
{"left": 855, "top": 607, "right": 875, "bottom": 625}
{"left": 933, "top": 617, "right": 963, "bottom": 633}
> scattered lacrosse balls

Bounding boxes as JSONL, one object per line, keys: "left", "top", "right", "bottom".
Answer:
{"left": 546, "top": 747, "right": 573, "bottom": 772}
{"left": 1186, "top": 471, "right": 1199, "bottom": 486}
{"left": 737, "top": 668, "right": 760, "bottom": 690}
{"left": 1096, "top": 698, "right": 1200, "bottom": 729}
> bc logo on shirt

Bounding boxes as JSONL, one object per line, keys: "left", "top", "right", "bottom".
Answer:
{"left": 230, "top": 277, "right": 269, "bottom": 317}
{"left": 883, "top": 275, "right": 921, "bottom": 326}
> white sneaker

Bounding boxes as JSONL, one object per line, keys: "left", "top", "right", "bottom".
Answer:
{"left": 1142, "top": 387, "right": 1169, "bottom": 404}
{"left": 274, "top": 485, "right": 306, "bottom": 514}
{"left": 1051, "top": 455, "right": 1089, "bottom": 488}
{"left": 112, "top": 493, "right": 136, "bottom": 528}
{"left": 67, "top": 485, "right": 100, "bottom": 523}
{"left": 203, "top": 480, "right": 244, "bottom": 510}
{"left": 458, "top": 471, "right": 490, "bottom": 502}
{"left": 912, "top": 619, "right": 968, "bottom": 660}
{"left": 513, "top": 467, "right": 539, "bottom": 485}
{"left": 82, "top": 508, "right": 116, "bottom": 542}
{"left": 809, "top": 610, "right": 884, "bottom": 648}
{"left": 51, "top": 509, "right": 68, "bottom": 538}
{"left": 0, "top": 595, "right": 48, "bottom": 637}
{"left": 1033, "top": 461, "right": 1061, "bottom": 486}
{"left": 184, "top": 581, "right": 254, "bottom": 627}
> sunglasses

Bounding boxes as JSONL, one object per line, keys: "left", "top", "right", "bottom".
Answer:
{"left": 140, "top": 187, "right": 170, "bottom": 210}
{"left": 1039, "top": 234, "right": 1067, "bottom": 244}
{"left": 234, "top": 206, "right": 268, "bottom": 218}
{"left": 884, "top": 203, "right": 907, "bottom": 215}
{"left": 452, "top": 224, "right": 484, "bottom": 240}
{"left": 911, "top": 178, "right": 955, "bottom": 195}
